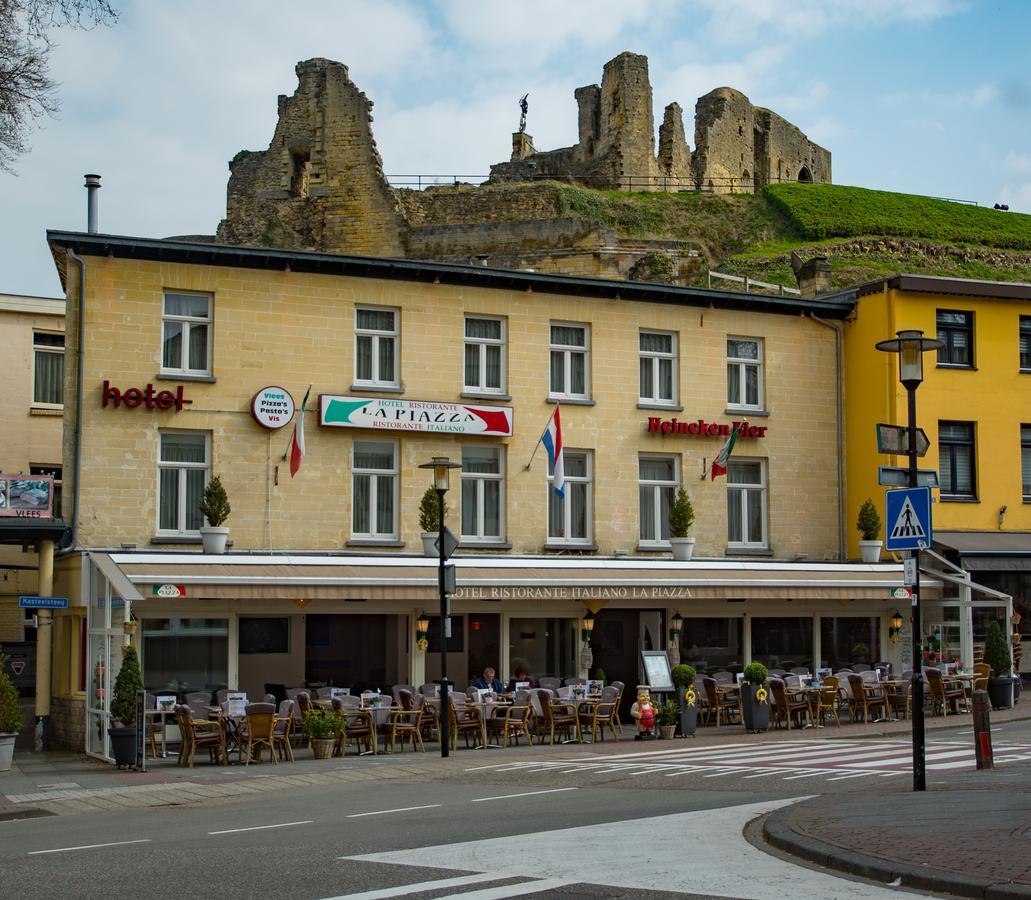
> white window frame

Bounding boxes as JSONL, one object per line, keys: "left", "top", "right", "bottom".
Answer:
{"left": 161, "top": 291, "right": 212, "bottom": 377}
{"left": 549, "top": 322, "right": 590, "bottom": 400}
{"left": 727, "top": 336, "right": 764, "bottom": 411}
{"left": 351, "top": 439, "right": 399, "bottom": 539}
{"left": 354, "top": 306, "right": 399, "bottom": 388}
{"left": 727, "top": 458, "right": 767, "bottom": 550}
{"left": 547, "top": 449, "right": 593, "bottom": 545}
{"left": 464, "top": 315, "right": 506, "bottom": 394}
{"left": 639, "top": 454, "right": 679, "bottom": 546}
{"left": 32, "top": 330, "right": 64, "bottom": 408}
{"left": 156, "top": 431, "right": 210, "bottom": 537}
{"left": 460, "top": 445, "right": 505, "bottom": 542}
{"left": 639, "top": 331, "right": 677, "bottom": 405}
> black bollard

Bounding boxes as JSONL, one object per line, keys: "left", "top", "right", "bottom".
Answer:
{"left": 972, "top": 689, "right": 993, "bottom": 770}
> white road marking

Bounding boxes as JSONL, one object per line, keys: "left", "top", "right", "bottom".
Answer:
{"left": 29, "top": 839, "right": 151, "bottom": 855}
{"left": 208, "top": 820, "right": 313, "bottom": 835}
{"left": 471, "top": 787, "right": 578, "bottom": 803}
{"left": 343, "top": 798, "right": 903, "bottom": 899}
{"left": 346, "top": 804, "right": 441, "bottom": 818}
{"left": 439, "top": 878, "right": 572, "bottom": 898}
{"left": 321, "top": 873, "right": 501, "bottom": 898}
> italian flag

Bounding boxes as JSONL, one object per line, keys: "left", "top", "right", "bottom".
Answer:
{"left": 710, "top": 423, "right": 744, "bottom": 480}
{"left": 289, "top": 386, "right": 311, "bottom": 477}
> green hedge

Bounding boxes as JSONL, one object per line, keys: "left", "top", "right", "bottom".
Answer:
{"left": 765, "top": 184, "right": 1031, "bottom": 250}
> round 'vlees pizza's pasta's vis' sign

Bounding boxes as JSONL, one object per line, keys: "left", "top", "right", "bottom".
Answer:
{"left": 250, "top": 386, "right": 295, "bottom": 430}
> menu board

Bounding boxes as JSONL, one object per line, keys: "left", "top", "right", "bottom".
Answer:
{"left": 640, "top": 650, "right": 674, "bottom": 691}
{"left": 227, "top": 691, "right": 247, "bottom": 716}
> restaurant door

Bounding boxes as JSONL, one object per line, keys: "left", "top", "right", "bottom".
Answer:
{"left": 305, "top": 614, "right": 405, "bottom": 694}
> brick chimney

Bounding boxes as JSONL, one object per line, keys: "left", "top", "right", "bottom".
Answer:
{"left": 791, "top": 252, "right": 833, "bottom": 298}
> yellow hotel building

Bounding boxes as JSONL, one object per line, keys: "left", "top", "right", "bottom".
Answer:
{"left": 43, "top": 230, "right": 913, "bottom": 758}
{"left": 844, "top": 275, "right": 1031, "bottom": 673}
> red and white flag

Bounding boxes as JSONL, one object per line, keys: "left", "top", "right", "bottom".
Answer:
{"left": 289, "top": 386, "right": 311, "bottom": 477}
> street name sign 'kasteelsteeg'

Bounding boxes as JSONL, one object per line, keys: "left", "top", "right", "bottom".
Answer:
{"left": 876, "top": 423, "right": 930, "bottom": 457}
{"left": 19, "top": 596, "right": 68, "bottom": 609}
{"left": 885, "top": 487, "right": 933, "bottom": 552}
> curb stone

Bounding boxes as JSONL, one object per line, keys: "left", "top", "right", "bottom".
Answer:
{"left": 762, "top": 804, "right": 1031, "bottom": 899}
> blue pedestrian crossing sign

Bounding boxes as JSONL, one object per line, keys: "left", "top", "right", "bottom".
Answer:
{"left": 885, "top": 487, "right": 933, "bottom": 551}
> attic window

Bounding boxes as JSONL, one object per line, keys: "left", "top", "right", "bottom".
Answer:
{"left": 290, "top": 149, "right": 312, "bottom": 198}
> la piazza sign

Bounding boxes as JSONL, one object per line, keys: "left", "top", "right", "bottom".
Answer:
{"left": 453, "top": 585, "right": 691, "bottom": 600}
{"left": 320, "top": 395, "right": 513, "bottom": 436}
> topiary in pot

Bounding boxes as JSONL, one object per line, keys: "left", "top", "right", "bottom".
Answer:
{"left": 0, "top": 652, "right": 23, "bottom": 772}
{"left": 671, "top": 664, "right": 696, "bottom": 690}
{"left": 984, "top": 620, "right": 1015, "bottom": 710}
{"left": 669, "top": 488, "right": 696, "bottom": 560}
{"left": 109, "top": 644, "right": 144, "bottom": 768}
{"left": 741, "top": 661, "right": 770, "bottom": 733}
{"left": 857, "top": 498, "right": 882, "bottom": 562}
{"left": 199, "top": 474, "right": 232, "bottom": 553}
{"left": 418, "top": 487, "right": 448, "bottom": 556}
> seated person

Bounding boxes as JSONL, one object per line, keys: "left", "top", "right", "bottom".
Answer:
{"left": 506, "top": 664, "right": 537, "bottom": 691}
{"left": 471, "top": 667, "right": 503, "bottom": 693}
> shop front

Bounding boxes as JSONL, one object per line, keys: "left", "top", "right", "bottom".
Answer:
{"left": 77, "top": 551, "right": 920, "bottom": 759}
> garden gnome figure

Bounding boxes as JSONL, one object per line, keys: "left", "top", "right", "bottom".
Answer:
{"left": 630, "top": 686, "right": 656, "bottom": 740}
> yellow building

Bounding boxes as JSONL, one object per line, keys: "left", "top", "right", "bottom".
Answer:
{"left": 844, "top": 275, "right": 1030, "bottom": 671}
{"left": 46, "top": 230, "right": 911, "bottom": 758}
{"left": 0, "top": 294, "right": 66, "bottom": 739}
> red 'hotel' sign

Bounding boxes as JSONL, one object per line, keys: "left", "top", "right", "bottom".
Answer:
{"left": 647, "top": 417, "right": 767, "bottom": 439}
{"left": 102, "top": 381, "right": 191, "bottom": 412}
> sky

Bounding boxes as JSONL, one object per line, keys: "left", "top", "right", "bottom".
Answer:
{"left": 4, "top": 0, "right": 1031, "bottom": 299}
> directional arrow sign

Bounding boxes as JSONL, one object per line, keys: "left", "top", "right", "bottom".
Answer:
{"left": 876, "top": 423, "right": 930, "bottom": 457}
{"left": 878, "top": 466, "right": 939, "bottom": 488}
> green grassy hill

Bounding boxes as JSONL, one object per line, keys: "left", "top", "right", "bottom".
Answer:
{"left": 534, "top": 181, "right": 1031, "bottom": 291}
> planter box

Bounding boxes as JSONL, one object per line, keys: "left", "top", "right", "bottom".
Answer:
{"left": 670, "top": 537, "right": 695, "bottom": 561}
{"left": 678, "top": 695, "right": 698, "bottom": 737}
{"left": 988, "top": 676, "right": 1016, "bottom": 710}
{"left": 109, "top": 725, "right": 137, "bottom": 769}
{"left": 0, "top": 733, "right": 15, "bottom": 772}
{"left": 200, "top": 526, "right": 229, "bottom": 554}
{"left": 311, "top": 738, "right": 335, "bottom": 759}
{"left": 740, "top": 683, "right": 770, "bottom": 733}
{"left": 858, "top": 540, "right": 883, "bottom": 563}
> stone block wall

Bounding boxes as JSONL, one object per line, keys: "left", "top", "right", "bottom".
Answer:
{"left": 50, "top": 695, "right": 84, "bottom": 751}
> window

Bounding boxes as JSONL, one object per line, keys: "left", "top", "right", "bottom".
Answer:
{"left": 639, "top": 331, "right": 676, "bottom": 404}
{"left": 355, "top": 307, "right": 398, "bottom": 387}
{"left": 461, "top": 446, "right": 504, "bottom": 542}
{"left": 162, "top": 292, "right": 212, "bottom": 376}
{"left": 936, "top": 310, "right": 973, "bottom": 367}
{"left": 727, "top": 338, "right": 763, "bottom": 409}
{"left": 32, "top": 331, "right": 64, "bottom": 406}
{"left": 158, "top": 432, "right": 209, "bottom": 534}
{"left": 549, "top": 323, "right": 589, "bottom": 399}
{"left": 1021, "top": 317, "right": 1031, "bottom": 371}
{"left": 727, "top": 459, "right": 767, "bottom": 548}
{"left": 352, "top": 440, "right": 397, "bottom": 538}
{"left": 29, "top": 464, "right": 61, "bottom": 518}
{"left": 464, "top": 316, "right": 505, "bottom": 393}
{"left": 548, "top": 450, "right": 592, "bottom": 544}
{"left": 939, "top": 421, "right": 976, "bottom": 499}
{"left": 639, "top": 455, "right": 677, "bottom": 545}
{"left": 1022, "top": 426, "right": 1031, "bottom": 501}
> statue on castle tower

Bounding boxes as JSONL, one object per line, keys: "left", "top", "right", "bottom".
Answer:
{"left": 518, "top": 93, "right": 529, "bottom": 133}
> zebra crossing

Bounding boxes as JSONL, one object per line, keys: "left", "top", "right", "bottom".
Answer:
{"left": 465, "top": 737, "right": 1031, "bottom": 782}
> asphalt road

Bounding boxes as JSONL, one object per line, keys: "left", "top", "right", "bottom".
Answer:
{"left": 0, "top": 744, "right": 953, "bottom": 900}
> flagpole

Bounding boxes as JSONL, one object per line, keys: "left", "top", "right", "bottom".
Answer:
{"left": 524, "top": 401, "right": 559, "bottom": 471}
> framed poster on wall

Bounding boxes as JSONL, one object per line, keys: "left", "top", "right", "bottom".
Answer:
{"left": 640, "top": 650, "right": 673, "bottom": 691}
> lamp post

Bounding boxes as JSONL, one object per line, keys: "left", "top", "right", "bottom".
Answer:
{"left": 875, "top": 328, "right": 943, "bottom": 792}
{"left": 419, "top": 456, "right": 461, "bottom": 758}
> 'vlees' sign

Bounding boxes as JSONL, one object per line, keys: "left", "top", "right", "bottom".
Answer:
{"left": 102, "top": 381, "right": 191, "bottom": 411}
{"left": 647, "top": 417, "right": 768, "bottom": 439}
{"left": 320, "top": 395, "right": 513, "bottom": 436}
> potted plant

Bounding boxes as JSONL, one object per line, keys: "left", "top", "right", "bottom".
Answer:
{"left": 109, "top": 644, "right": 144, "bottom": 769}
{"left": 418, "top": 487, "right": 447, "bottom": 557}
{"left": 656, "top": 699, "right": 679, "bottom": 740}
{"left": 671, "top": 663, "right": 698, "bottom": 736}
{"left": 856, "top": 498, "right": 882, "bottom": 563}
{"left": 740, "top": 661, "right": 770, "bottom": 733}
{"left": 303, "top": 709, "right": 344, "bottom": 759}
{"left": 0, "top": 652, "right": 24, "bottom": 773}
{"left": 669, "top": 488, "right": 696, "bottom": 561}
{"left": 984, "top": 619, "right": 1016, "bottom": 709}
{"left": 199, "top": 474, "right": 232, "bottom": 554}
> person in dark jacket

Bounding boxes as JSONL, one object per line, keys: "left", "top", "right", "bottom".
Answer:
{"left": 472, "top": 667, "right": 503, "bottom": 692}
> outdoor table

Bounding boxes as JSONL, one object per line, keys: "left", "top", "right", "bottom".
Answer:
{"left": 145, "top": 707, "right": 176, "bottom": 757}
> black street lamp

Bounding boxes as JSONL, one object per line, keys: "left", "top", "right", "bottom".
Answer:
{"left": 419, "top": 456, "right": 461, "bottom": 758}
{"left": 875, "top": 328, "right": 943, "bottom": 792}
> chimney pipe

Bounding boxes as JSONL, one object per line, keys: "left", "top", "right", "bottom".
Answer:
{"left": 84, "top": 174, "right": 101, "bottom": 233}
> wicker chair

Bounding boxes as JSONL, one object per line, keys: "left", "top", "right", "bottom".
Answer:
{"left": 769, "top": 679, "right": 809, "bottom": 730}
{"left": 539, "top": 691, "right": 580, "bottom": 744}
{"left": 702, "top": 676, "right": 739, "bottom": 726}
{"left": 812, "top": 675, "right": 841, "bottom": 726}
{"left": 576, "top": 699, "right": 618, "bottom": 743}
{"left": 272, "top": 700, "right": 294, "bottom": 761}
{"left": 241, "top": 702, "right": 277, "bottom": 765}
{"left": 332, "top": 696, "right": 376, "bottom": 755}
{"left": 486, "top": 704, "right": 534, "bottom": 748}
{"left": 385, "top": 691, "right": 425, "bottom": 753}
{"left": 926, "top": 668, "right": 967, "bottom": 716}
{"left": 847, "top": 673, "right": 889, "bottom": 723}
{"left": 174, "top": 704, "right": 224, "bottom": 767}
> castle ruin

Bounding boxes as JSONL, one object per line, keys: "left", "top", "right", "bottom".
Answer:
{"left": 215, "top": 53, "right": 831, "bottom": 281}
{"left": 490, "top": 51, "right": 831, "bottom": 193}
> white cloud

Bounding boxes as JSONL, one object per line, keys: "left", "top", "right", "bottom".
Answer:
{"left": 1003, "top": 153, "right": 1031, "bottom": 173}
{"left": 997, "top": 182, "right": 1031, "bottom": 215}
{"left": 880, "top": 82, "right": 998, "bottom": 110}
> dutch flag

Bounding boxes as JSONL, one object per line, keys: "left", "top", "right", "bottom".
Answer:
{"left": 540, "top": 404, "right": 565, "bottom": 498}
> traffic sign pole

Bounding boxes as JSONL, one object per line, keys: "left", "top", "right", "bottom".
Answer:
{"left": 906, "top": 385, "right": 927, "bottom": 793}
